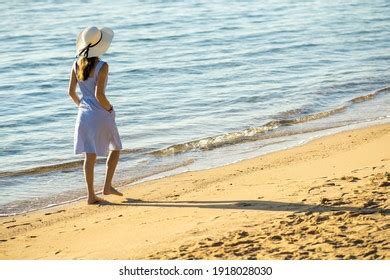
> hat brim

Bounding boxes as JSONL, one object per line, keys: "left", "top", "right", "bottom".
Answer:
{"left": 76, "top": 27, "right": 114, "bottom": 58}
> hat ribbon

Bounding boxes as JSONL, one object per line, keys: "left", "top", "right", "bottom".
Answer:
{"left": 77, "top": 31, "right": 103, "bottom": 58}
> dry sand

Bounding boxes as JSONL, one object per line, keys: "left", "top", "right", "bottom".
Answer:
{"left": 0, "top": 123, "right": 389, "bottom": 260}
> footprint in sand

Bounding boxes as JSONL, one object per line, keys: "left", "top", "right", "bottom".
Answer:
{"left": 315, "top": 215, "right": 330, "bottom": 223}
{"left": 269, "top": 235, "right": 282, "bottom": 241}
{"left": 331, "top": 199, "right": 350, "bottom": 206}
{"left": 323, "top": 182, "right": 336, "bottom": 187}
{"left": 341, "top": 176, "right": 360, "bottom": 182}
{"left": 372, "top": 191, "right": 387, "bottom": 195}
{"left": 44, "top": 210, "right": 65, "bottom": 216}
{"left": 235, "top": 231, "right": 249, "bottom": 239}
{"left": 363, "top": 200, "right": 380, "bottom": 208}
{"left": 166, "top": 194, "right": 180, "bottom": 199}
{"left": 379, "top": 181, "right": 390, "bottom": 187}
{"left": 308, "top": 186, "right": 321, "bottom": 194}
{"left": 211, "top": 241, "right": 224, "bottom": 247}
{"left": 352, "top": 239, "right": 365, "bottom": 246}
{"left": 2, "top": 219, "right": 16, "bottom": 224}
{"left": 362, "top": 249, "right": 377, "bottom": 258}
{"left": 6, "top": 222, "right": 31, "bottom": 229}
{"left": 320, "top": 198, "right": 331, "bottom": 205}
{"left": 338, "top": 225, "right": 348, "bottom": 231}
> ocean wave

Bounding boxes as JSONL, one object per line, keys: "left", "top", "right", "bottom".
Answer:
{"left": 151, "top": 86, "right": 390, "bottom": 156}
{"left": 0, "top": 160, "right": 84, "bottom": 178}
{"left": 0, "top": 158, "right": 195, "bottom": 216}
{"left": 2, "top": 87, "right": 389, "bottom": 176}
{"left": 0, "top": 148, "right": 145, "bottom": 179}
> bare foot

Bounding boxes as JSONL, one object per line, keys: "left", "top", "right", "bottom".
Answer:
{"left": 87, "top": 196, "right": 105, "bottom": 205}
{"left": 103, "top": 186, "right": 123, "bottom": 196}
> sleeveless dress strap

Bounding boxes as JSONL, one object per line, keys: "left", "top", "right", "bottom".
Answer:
{"left": 94, "top": 60, "right": 106, "bottom": 81}
{"left": 73, "top": 60, "right": 78, "bottom": 76}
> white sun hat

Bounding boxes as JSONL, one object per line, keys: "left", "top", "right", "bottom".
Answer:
{"left": 76, "top": 26, "right": 114, "bottom": 58}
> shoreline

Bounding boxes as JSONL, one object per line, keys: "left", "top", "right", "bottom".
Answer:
{"left": 0, "top": 123, "right": 389, "bottom": 259}
{"left": 1, "top": 117, "right": 389, "bottom": 217}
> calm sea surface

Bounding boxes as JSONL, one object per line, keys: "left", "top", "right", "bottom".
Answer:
{"left": 0, "top": 0, "right": 389, "bottom": 215}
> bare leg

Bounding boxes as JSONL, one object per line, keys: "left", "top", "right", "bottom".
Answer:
{"left": 84, "top": 153, "right": 103, "bottom": 204}
{"left": 102, "top": 150, "right": 122, "bottom": 196}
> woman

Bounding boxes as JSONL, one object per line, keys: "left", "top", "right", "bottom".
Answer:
{"left": 68, "top": 26, "right": 123, "bottom": 204}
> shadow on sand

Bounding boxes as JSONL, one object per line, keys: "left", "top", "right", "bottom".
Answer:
{"left": 97, "top": 198, "right": 389, "bottom": 215}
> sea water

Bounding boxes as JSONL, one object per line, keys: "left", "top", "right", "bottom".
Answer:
{"left": 0, "top": 0, "right": 389, "bottom": 215}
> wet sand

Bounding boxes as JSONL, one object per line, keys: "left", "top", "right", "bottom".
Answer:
{"left": 0, "top": 123, "right": 389, "bottom": 259}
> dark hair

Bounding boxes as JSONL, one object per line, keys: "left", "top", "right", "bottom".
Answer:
{"left": 77, "top": 57, "right": 98, "bottom": 81}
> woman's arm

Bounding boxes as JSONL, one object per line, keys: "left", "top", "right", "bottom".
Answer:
{"left": 95, "top": 63, "right": 112, "bottom": 111}
{"left": 68, "top": 66, "right": 80, "bottom": 107}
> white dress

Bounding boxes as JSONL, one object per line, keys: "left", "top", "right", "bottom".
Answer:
{"left": 73, "top": 59, "right": 122, "bottom": 156}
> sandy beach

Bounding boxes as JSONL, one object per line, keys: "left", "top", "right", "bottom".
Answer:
{"left": 0, "top": 123, "right": 389, "bottom": 260}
